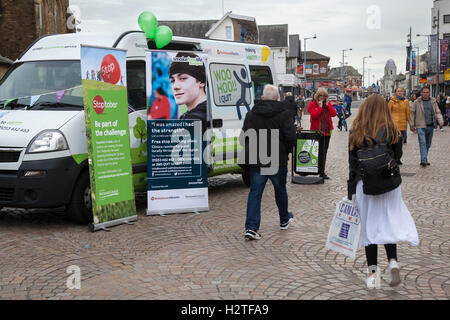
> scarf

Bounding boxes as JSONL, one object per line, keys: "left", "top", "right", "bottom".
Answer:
{"left": 320, "top": 106, "right": 331, "bottom": 136}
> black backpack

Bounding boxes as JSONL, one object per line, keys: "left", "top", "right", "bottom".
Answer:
{"left": 356, "top": 129, "right": 401, "bottom": 195}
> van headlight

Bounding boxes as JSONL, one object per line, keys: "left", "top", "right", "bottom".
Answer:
{"left": 26, "top": 130, "right": 68, "bottom": 153}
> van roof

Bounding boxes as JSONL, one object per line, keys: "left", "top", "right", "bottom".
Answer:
{"left": 18, "top": 31, "right": 273, "bottom": 66}
{"left": 18, "top": 32, "right": 125, "bottom": 62}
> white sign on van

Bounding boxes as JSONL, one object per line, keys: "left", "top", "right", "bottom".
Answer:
{"left": 209, "top": 63, "right": 252, "bottom": 107}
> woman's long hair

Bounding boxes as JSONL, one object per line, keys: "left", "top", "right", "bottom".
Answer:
{"left": 349, "top": 94, "right": 399, "bottom": 150}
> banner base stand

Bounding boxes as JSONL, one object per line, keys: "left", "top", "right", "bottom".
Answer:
{"left": 88, "top": 215, "right": 138, "bottom": 232}
{"left": 291, "top": 175, "right": 324, "bottom": 185}
{"left": 146, "top": 207, "right": 209, "bottom": 216}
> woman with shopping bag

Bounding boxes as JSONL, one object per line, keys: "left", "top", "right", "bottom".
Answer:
{"left": 347, "top": 94, "right": 419, "bottom": 289}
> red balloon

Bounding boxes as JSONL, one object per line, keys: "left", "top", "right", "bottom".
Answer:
{"left": 100, "top": 54, "right": 121, "bottom": 84}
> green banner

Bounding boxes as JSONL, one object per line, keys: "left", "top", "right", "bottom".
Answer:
{"left": 295, "top": 138, "right": 319, "bottom": 173}
{"left": 81, "top": 45, "right": 136, "bottom": 230}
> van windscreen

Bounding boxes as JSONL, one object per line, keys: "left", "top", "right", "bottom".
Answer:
{"left": 0, "top": 60, "right": 83, "bottom": 109}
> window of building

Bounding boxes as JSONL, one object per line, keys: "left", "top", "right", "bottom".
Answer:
{"left": 225, "top": 26, "right": 232, "bottom": 40}
{"left": 444, "top": 15, "right": 450, "bottom": 24}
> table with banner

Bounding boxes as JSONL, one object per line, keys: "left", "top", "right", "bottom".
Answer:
{"left": 292, "top": 130, "right": 324, "bottom": 184}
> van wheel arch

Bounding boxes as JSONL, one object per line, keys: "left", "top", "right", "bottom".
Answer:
{"left": 67, "top": 168, "right": 93, "bottom": 224}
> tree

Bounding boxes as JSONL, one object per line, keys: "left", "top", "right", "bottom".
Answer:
{"left": 133, "top": 117, "right": 147, "bottom": 144}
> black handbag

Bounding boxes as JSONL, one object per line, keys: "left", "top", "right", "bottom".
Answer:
{"left": 356, "top": 129, "right": 401, "bottom": 195}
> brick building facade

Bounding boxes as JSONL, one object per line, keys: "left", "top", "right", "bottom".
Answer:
{"left": 0, "top": 0, "right": 70, "bottom": 61}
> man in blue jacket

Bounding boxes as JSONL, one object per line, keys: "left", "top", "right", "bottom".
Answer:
{"left": 344, "top": 92, "right": 352, "bottom": 115}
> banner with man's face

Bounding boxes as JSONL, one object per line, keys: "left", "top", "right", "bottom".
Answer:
{"left": 145, "top": 51, "right": 209, "bottom": 216}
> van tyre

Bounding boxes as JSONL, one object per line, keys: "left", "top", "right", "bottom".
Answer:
{"left": 242, "top": 170, "right": 251, "bottom": 187}
{"left": 68, "top": 171, "right": 93, "bottom": 224}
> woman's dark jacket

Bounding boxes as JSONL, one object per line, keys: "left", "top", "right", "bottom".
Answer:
{"left": 347, "top": 130, "right": 403, "bottom": 199}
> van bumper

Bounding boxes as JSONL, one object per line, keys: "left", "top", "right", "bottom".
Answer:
{"left": 0, "top": 156, "right": 84, "bottom": 208}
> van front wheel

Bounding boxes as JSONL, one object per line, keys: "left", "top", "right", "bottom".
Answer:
{"left": 242, "top": 170, "right": 251, "bottom": 187}
{"left": 68, "top": 171, "right": 93, "bottom": 224}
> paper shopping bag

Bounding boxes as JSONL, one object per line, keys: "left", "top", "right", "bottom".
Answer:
{"left": 325, "top": 197, "right": 361, "bottom": 259}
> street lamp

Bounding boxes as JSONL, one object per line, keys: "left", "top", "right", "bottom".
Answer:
{"left": 341, "top": 48, "right": 352, "bottom": 91}
{"left": 363, "top": 55, "right": 372, "bottom": 89}
{"left": 416, "top": 33, "right": 431, "bottom": 50}
{"left": 303, "top": 34, "right": 317, "bottom": 97}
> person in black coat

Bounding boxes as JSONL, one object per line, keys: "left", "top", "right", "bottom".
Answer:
{"left": 239, "top": 85, "right": 297, "bottom": 240}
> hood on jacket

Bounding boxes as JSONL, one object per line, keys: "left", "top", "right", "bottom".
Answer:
{"left": 390, "top": 96, "right": 405, "bottom": 102}
{"left": 252, "top": 99, "right": 286, "bottom": 117}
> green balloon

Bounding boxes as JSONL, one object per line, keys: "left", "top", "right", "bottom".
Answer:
{"left": 154, "top": 26, "right": 173, "bottom": 49}
{"left": 138, "top": 11, "right": 157, "bottom": 39}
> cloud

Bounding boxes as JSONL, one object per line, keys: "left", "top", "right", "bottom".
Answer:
{"left": 69, "top": 0, "right": 434, "bottom": 81}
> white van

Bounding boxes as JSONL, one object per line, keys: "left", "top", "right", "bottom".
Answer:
{"left": 0, "top": 31, "right": 278, "bottom": 223}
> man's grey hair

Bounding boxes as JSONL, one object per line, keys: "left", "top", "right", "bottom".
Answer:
{"left": 262, "top": 84, "right": 280, "bottom": 101}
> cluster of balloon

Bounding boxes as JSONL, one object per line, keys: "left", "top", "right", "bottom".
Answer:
{"left": 138, "top": 12, "right": 173, "bottom": 49}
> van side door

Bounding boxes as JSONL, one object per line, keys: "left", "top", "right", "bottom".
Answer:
{"left": 207, "top": 58, "right": 253, "bottom": 176}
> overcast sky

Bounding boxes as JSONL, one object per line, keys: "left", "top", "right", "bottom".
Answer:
{"left": 70, "top": 0, "right": 434, "bottom": 85}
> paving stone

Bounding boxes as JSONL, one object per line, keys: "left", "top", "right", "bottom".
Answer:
{"left": 0, "top": 111, "right": 449, "bottom": 300}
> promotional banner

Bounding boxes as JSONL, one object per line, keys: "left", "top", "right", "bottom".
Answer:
{"left": 430, "top": 35, "right": 437, "bottom": 73}
{"left": 146, "top": 50, "right": 209, "bottom": 215}
{"left": 406, "top": 46, "right": 411, "bottom": 72}
{"left": 80, "top": 45, "right": 137, "bottom": 231}
{"left": 440, "top": 39, "right": 448, "bottom": 73}
{"left": 411, "top": 50, "right": 416, "bottom": 75}
{"left": 295, "top": 138, "right": 319, "bottom": 174}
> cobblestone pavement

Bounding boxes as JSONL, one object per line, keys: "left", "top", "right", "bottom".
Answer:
{"left": 1, "top": 108, "right": 449, "bottom": 300}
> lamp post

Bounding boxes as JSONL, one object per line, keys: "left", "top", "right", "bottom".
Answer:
{"left": 363, "top": 55, "right": 372, "bottom": 89}
{"left": 341, "top": 48, "right": 352, "bottom": 92}
{"left": 303, "top": 34, "right": 317, "bottom": 97}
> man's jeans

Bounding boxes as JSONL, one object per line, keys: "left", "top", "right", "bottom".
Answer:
{"left": 417, "top": 126, "right": 434, "bottom": 162}
{"left": 245, "top": 166, "right": 290, "bottom": 232}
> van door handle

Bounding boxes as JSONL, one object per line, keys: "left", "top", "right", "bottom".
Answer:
{"left": 212, "top": 119, "right": 223, "bottom": 128}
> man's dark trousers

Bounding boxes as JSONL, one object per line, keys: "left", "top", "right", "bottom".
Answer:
{"left": 245, "top": 166, "right": 290, "bottom": 232}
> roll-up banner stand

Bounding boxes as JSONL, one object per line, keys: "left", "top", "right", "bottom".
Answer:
{"left": 80, "top": 45, "right": 137, "bottom": 231}
{"left": 292, "top": 130, "right": 324, "bottom": 184}
{"left": 145, "top": 50, "right": 209, "bottom": 215}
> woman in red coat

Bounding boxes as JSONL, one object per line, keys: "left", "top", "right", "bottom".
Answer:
{"left": 307, "top": 87, "right": 337, "bottom": 179}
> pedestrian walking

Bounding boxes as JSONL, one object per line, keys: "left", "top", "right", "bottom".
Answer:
{"left": 388, "top": 88, "right": 411, "bottom": 162}
{"left": 296, "top": 95, "right": 305, "bottom": 129}
{"left": 446, "top": 97, "right": 450, "bottom": 127}
{"left": 333, "top": 100, "right": 347, "bottom": 131}
{"left": 308, "top": 87, "right": 337, "bottom": 180}
{"left": 437, "top": 94, "right": 447, "bottom": 128}
{"left": 410, "top": 86, "right": 444, "bottom": 167}
{"left": 409, "top": 92, "right": 417, "bottom": 114}
{"left": 344, "top": 92, "right": 352, "bottom": 116}
{"left": 239, "top": 84, "right": 297, "bottom": 241}
{"left": 347, "top": 94, "right": 419, "bottom": 289}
